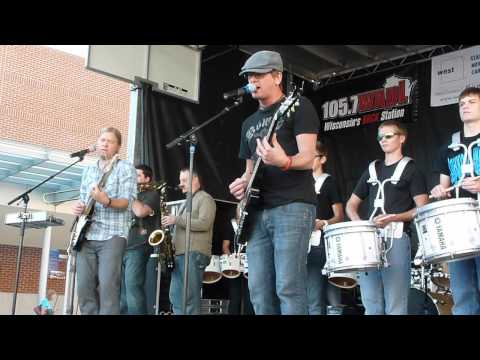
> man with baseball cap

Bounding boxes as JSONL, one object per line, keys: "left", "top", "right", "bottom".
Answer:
{"left": 229, "top": 50, "right": 320, "bottom": 315}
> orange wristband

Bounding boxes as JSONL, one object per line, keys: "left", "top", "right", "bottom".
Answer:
{"left": 281, "top": 156, "right": 292, "bottom": 171}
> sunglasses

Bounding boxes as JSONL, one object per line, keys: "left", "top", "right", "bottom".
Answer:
{"left": 377, "top": 132, "right": 400, "bottom": 142}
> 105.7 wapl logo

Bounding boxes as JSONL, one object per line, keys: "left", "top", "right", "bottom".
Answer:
{"left": 321, "top": 75, "right": 417, "bottom": 132}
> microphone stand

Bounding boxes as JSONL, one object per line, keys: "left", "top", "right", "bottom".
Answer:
{"left": 7, "top": 155, "right": 87, "bottom": 315}
{"left": 166, "top": 96, "right": 244, "bottom": 314}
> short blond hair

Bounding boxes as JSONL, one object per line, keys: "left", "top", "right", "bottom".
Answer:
{"left": 99, "top": 127, "right": 122, "bottom": 146}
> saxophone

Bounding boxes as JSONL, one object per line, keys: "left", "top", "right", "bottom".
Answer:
{"left": 148, "top": 184, "right": 175, "bottom": 271}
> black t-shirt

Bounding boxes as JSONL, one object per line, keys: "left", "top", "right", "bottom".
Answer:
{"left": 314, "top": 174, "right": 342, "bottom": 248}
{"left": 434, "top": 130, "right": 480, "bottom": 199}
{"left": 239, "top": 95, "right": 320, "bottom": 208}
{"left": 353, "top": 159, "right": 427, "bottom": 226}
{"left": 127, "top": 189, "right": 161, "bottom": 250}
{"left": 315, "top": 175, "right": 342, "bottom": 221}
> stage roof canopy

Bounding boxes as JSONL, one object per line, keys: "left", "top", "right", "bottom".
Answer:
{"left": 203, "top": 45, "right": 466, "bottom": 89}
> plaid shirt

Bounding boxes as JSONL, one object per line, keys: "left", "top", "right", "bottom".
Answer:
{"left": 79, "top": 158, "right": 137, "bottom": 241}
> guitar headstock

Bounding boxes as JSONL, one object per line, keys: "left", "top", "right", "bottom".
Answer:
{"left": 278, "top": 87, "right": 302, "bottom": 119}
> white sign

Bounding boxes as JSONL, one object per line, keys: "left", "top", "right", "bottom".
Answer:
{"left": 431, "top": 45, "right": 480, "bottom": 107}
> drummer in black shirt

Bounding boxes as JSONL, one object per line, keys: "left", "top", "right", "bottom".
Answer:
{"left": 307, "top": 140, "right": 344, "bottom": 315}
{"left": 431, "top": 87, "right": 480, "bottom": 315}
{"left": 346, "top": 120, "right": 428, "bottom": 315}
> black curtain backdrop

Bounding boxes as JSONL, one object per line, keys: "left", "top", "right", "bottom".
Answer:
{"left": 139, "top": 49, "right": 257, "bottom": 203}
{"left": 139, "top": 49, "right": 461, "bottom": 218}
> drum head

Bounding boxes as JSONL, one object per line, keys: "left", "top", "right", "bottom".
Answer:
{"left": 203, "top": 272, "right": 222, "bottom": 284}
{"left": 328, "top": 274, "right": 357, "bottom": 289}
{"left": 222, "top": 270, "right": 240, "bottom": 279}
{"left": 408, "top": 288, "right": 438, "bottom": 315}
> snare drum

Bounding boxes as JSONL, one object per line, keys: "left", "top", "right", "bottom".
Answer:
{"left": 203, "top": 255, "right": 222, "bottom": 284}
{"left": 415, "top": 198, "right": 480, "bottom": 264}
{"left": 220, "top": 254, "right": 241, "bottom": 279}
{"left": 324, "top": 221, "right": 384, "bottom": 273}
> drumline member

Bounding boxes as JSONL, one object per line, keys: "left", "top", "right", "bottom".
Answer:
{"left": 346, "top": 120, "right": 429, "bottom": 315}
{"left": 431, "top": 86, "right": 480, "bottom": 315}
{"left": 229, "top": 50, "right": 319, "bottom": 315}
{"left": 307, "top": 140, "right": 344, "bottom": 315}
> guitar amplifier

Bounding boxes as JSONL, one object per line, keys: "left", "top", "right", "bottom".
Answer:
{"left": 200, "top": 299, "right": 229, "bottom": 315}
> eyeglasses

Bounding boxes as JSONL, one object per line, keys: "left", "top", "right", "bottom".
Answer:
{"left": 244, "top": 71, "right": 273, "bottom": 80}
{"left": 377, "top": 132, "right": 400, "bottom": 142}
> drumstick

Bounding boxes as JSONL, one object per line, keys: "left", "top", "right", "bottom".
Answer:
{"left": 428, "top": 185, "right": 455, "bottom": 199}
{"left": 374, "top": 214, "right": 395, "bottom": 221}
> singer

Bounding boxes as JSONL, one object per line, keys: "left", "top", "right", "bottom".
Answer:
{"left": 228, "top": 50, "right": 320, "bottom": 315}
{"left": 72, "top": 127, "right": 137, "bottom": 315}
{"left": 223, "top": 83, "right": 256, "bottom": 100}
{"left": 70, "top": 145, "right": 96, "bottom": 158}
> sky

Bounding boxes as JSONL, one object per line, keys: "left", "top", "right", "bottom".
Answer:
{"left": 45, "top": 45, "right": 89, "bottom": 58}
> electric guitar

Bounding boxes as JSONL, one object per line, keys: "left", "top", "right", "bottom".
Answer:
{"left": 234, "top": 88, "right": 302, "bottom": 244}
{"left": 68, "top": 154, "right": 119, "bottom": 253}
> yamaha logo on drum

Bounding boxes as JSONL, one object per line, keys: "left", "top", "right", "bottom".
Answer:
{"left": 335, "top": 236, "right": 343, "bottom": 264}
{"left": 434, "top": 217, "right": 447, "bottom": 250}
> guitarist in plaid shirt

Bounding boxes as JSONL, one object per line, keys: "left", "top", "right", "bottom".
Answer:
{"left": 72, "top": 127, "right": 137, "bottom": 315}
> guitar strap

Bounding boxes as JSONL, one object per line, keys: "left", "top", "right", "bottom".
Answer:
{"left": 89, "top": 157, "right": 120, "bottom": 215}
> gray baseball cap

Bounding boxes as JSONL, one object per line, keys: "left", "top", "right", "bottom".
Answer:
{"left": 239, "top": 50, "right": 283, "bottom": 76}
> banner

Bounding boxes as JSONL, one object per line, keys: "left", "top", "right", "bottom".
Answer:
{"left": 431, "top": 45, "right": 480, "bottom": 107}
{"left": 312, "top": 65, "right": 419, "bottom": 133}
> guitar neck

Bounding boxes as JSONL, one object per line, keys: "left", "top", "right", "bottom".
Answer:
{"left": 83, "top": 157, "right": 118, "bottom": 215}
{"left": 243, "top": 90, "right": 300, "bottom": 198}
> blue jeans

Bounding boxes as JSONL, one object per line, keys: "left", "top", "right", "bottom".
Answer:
{"left": 120, "top": 246, "right": 149, "bottom": 315}
{"left": 169, "top": 251, "right": 210, "bottom": 315}
{"left": 307, "top": 244, "right": 342, "bottom": 315}
{"left": 358, "top": 233, "right": 411, "bottom": 315}
{"left": 246, "top": 202, "right": 316, "bottom": 315}
{"left": 448, "top": 256, "right": 480, "bottom": 315}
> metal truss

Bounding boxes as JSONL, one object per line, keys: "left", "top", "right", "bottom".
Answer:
{"left": 312, "top": 45, "right": 467, "bottom": 90}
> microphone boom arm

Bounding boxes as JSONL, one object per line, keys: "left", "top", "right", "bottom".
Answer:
{"left": 166, "top": 97, "right": 244, "bottom": 149}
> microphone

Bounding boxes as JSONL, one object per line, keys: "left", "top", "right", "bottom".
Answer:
{"left": 70, "top": 144, "right": 96, "bottom": 158}
{"left": 223, "top": 83, "right": 256, "bottom": 100}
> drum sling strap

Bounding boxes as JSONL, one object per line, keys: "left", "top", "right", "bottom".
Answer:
{"left": 308, "top": 173, "right": 331, "bottom": 252}
{"left": 368, "top": 157, "right": 412, "bottom": 215}
{"left": 315, "top": 173, "right": 331, "bottom": 194}
{"left": 367, "top": 157, "right": 412, "bottom": 248}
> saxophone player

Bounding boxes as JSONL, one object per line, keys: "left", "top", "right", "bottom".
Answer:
{"left": 161, "top": 167, "right": 216, "bottom": 315}
{"left": 120, "top": 164, "right": 161, "bottom": 315}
